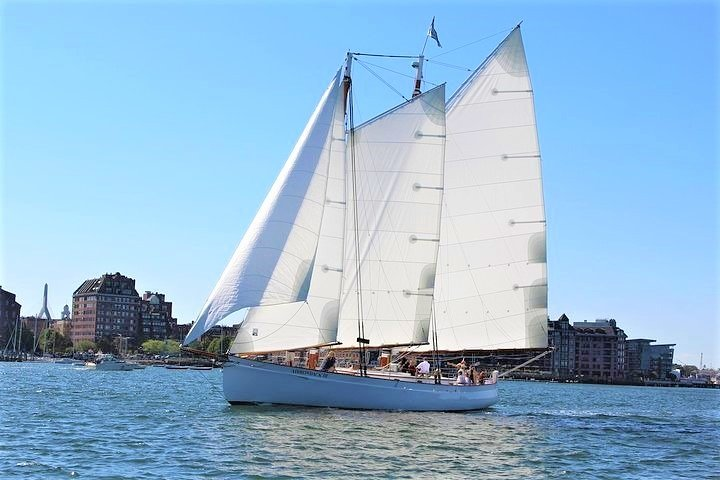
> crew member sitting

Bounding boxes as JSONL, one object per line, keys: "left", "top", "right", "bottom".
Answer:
{"left": 416, "top": 359, "right": 431, "bottom": 377}
{"left": 320, "top": 351, "right": 336, "bottom": 372}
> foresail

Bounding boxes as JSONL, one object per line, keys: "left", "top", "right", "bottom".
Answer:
{"left": 432, "top": 26, "right": 548, "bottom": 351}
{"left": 229, "top": 71, "right": 347, "bottom": 353}
{"left": 228, "top": 302, "right": 336, "bottom": 353}
{"left": 337, "top": 85, "right": 446, "bottom": 348}
{"left": 184, "top": 70, "right": 345, "bottom": 346}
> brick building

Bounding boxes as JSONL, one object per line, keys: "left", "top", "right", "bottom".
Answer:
{"left": 542, "top": 315, "right": 630, "bottom": 381}
{"left": 0, "top": 287, "right": 22, "bottom": 347}
{"left": 71, "top": 273, "right": 141, "bottom": 346}
{"left": 573, "top": 319, "right": 627, "bottom": 380}
{"left": 139, "top": 291, "right": 177, "bottom": 341}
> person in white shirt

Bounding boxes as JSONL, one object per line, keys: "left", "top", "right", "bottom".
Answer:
{"left": 456, "top": 370, "right": 469, "bottom": 385}
{"left": 416, "top": 359, "right": 431, "bottom": 377}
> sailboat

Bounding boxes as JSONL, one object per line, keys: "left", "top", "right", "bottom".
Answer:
{"left": 183, "top": 24, "right": 547, "bottom": 411}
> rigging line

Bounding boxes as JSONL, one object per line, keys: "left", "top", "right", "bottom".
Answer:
{"left": 352, "top": 52, "right": 418, "bottom": 59}
{"left": 426, "top": 59, "right": 473, "bottom": 72}
{"left": 354, "top": 59, "right": 410, "bottom": 103}
{"left": 349, "top": 86, "right": 367, "bottom": 377}
{"left": 431, "top": 303, "right": 441, "bottom": 384}
{"left": 356, "top": 58, "right": 429, "bottom": 84}
{"left": 361, "top": 59, "right": 442, "bottom": 91}
{"left": 428, "top": 27, "right": 513, "bottom": 60}
{"left": 198, "top": 367, "right": 224, "bottom": 399}
{"left": 498, "top": 349, "right": 553, "bottom": 378}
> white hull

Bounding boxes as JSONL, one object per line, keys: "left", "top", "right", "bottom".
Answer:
{"left": 85, "top": 360, "right": 134, "bottom": 371}
{"left": 223, "top": 358, "right": 498, "bottom": 411}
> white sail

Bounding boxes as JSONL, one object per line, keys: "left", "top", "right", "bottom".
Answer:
{"left": 184, "top": 70, "right": 345, "bottom": 346}
{"left": 337, "top": 85, "right": 446, "bottom": 348}
{"left": 229, "top": 72, "right": 347, "bottom": 354}
{"left": 431, "top": 27, "right": 548, "bottom": 351}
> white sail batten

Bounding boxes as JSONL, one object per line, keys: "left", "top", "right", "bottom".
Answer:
{"left": 337, "top": 85, "right": 446, "bottom": 348}
{"left": 431, "top": 27, "right": 548, "bottom": 351}
{"left": 185, "top": 70, "right": 345, "bottom": 346}
{"left": 229, "top": 71, "right": 347, "bottom": 354}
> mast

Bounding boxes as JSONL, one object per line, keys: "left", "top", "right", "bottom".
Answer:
{"left": 343, "top": 51, "right": 352, "bottom": 111}
{"left": 411, "top": 55, "right": 424, "bottom": 98}
{"left": 344, "top": 51, "right": 369, "bottom": 376}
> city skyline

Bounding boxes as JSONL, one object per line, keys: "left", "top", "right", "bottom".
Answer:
{"left": 1, "top": 2, "right": 717, "bottom": 366}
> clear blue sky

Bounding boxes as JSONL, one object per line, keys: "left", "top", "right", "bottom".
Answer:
{"left": 1, "top": 1, "right": 717, "bottom": 367}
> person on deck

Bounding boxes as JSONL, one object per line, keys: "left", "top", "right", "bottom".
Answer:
{"left": 320, "top": 351, "right": 336, "bottom": 372}
{"left": 450, "top": 358, "right": 467, "bottom": 372}
{"left": 456, "top": 369, "right": 470, "bottom": 385}
{"left": 398, "top": 358, "right": 409, "bottom": 373}
{"left": 416, "top": 359, "right": 431, "bottom": 377}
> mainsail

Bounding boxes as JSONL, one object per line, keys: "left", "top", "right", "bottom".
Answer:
{"left": 336, "top": 85, "right": 446, "bottom": 348}
{"left": 431, "top": 26, "right": 548, "bottom": 351}
{"left": 184, "top": 70, "right": 345, "bottom": 346}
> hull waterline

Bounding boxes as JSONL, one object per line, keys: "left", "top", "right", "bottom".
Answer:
{"left": 223, "top": 358, "right": 498, "bottom": 411}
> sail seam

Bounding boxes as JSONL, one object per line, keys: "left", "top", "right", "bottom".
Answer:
{"left": 445, "top": 178, "right": 541, "bottom": 189}
{"left": 443, "top": 204, "right": 544, "bottom": 216}
{"left": 450, "top": 123, "right": 535, "bottom": 135}
{"left": 445, "top": 150, "right": 539, "bottom": 162}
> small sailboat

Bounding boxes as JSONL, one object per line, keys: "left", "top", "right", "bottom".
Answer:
{"left": 184, "top": 24, "right": 547, "bottom": 411}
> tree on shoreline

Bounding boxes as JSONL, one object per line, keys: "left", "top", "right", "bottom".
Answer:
{"left": 141, "top": 339, "right": 181, "bottom": 355}
{"left": 75, "top": 339, "right": 97, "bottom": 353}
{"left": 38, "top": 328, "right": 72, "bottom": 354}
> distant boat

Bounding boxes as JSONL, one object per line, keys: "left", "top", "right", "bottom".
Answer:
{"left": 189, "top": 366, "right": 213, "bottom": 371}
{"left": 51, "top": 358, "right": 77, "bottom": 365}
{"left": 85, "top": 354, "right": 136, "bottom": 371}
{"left": 165, "top": 365, "right": 189, "bottom": 370}
{"left": 183, "top": 24, "right": 547, "bottom": 411}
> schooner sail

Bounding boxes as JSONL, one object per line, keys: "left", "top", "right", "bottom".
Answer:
{"left": 336, "top": 84, "right": 446, "bottom": 349}
{"left": 184, "top": 70, "right": 347, "bottom": 350}
{"left": 184, "top": 24, "right": 545, "bottom": 411}
{"left": 428, "top": 26, "right": 548, "bottom": 352}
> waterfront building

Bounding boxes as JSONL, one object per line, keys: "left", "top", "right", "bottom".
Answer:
{"left": 52, "top": 305, "right": 72, "bottom": 338}
{"left": 71, "top": 273, "right": 141, "bottom": 346}
{"left": 573, "top": 319, "right": 627, "bottom": 380}
{"left": 0, "top": 287, "right": 22, "bottom": 347}
{"left": 52, "top": 319, "right": 72, "bottom": 338}
{"left": 174, "top": 323, "right": 191, "bottom": 342}
{"left": 626, "top": 339, "right": 675, "bottom": 380}
{"left": 546, "top": 314, "right": 576, "bottom": 378}
{"left": 201, "top": 325, "right": 238, "bottom": 343}
{"left": 139, "top": 291, "right": 177, "bottom": 341}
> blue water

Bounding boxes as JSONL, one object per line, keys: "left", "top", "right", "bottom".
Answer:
{"left": 1, "top": 363, "right": 718, "bottom": 479}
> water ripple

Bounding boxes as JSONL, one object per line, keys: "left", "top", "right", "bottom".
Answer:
{"left": 1, "top": 363, "right": 718, "bottom": 479}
